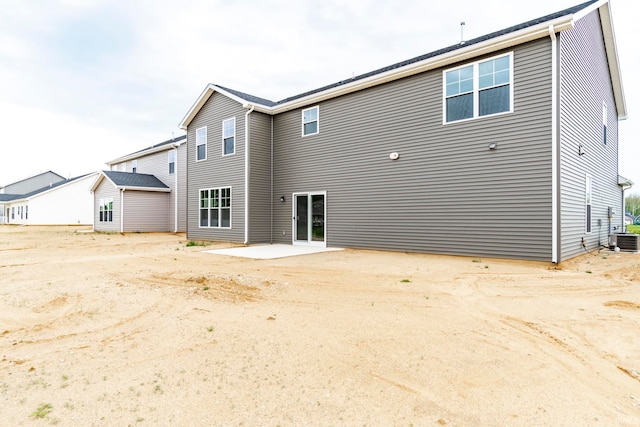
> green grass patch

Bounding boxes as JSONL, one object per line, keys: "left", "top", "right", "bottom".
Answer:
{"left": 626, "top": 224, "right": 640, "bottom": 234}
{"left": 31, "top": 403, "right": 52, "bottom": 419}
{"left": 186, "top": 240, "right": 206, "bottom": 247}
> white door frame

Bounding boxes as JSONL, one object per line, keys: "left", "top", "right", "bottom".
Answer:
{"left": 292, "top": 191, "right": 326, "bottom": 247}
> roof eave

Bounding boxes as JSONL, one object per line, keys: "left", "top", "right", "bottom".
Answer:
{"left": 595, "top": 1, "right": 627, "bottom": 120}
{"left": 179, "top": 84, "right": 259, "bottom": 129}
{"left": 106, "top": 141, "right": 184, "bottom": 165}
{"left": 117, "top": 186, "right": 171, "bottom": 192}
{"left": 257, "top": 16, "right": 575, "bottom": 115}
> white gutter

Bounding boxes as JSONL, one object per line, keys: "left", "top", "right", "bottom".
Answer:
{"left": 550, "top": 25, "right": 559, "bottom": 264}
{"left": 120, "top": 188, "right": 125, "bottom": 233}
{"left": 178, "top": 16, "right": 576, "bottom": 129}
{"left": 244, "top": 104, "right": 255, "bottom": 244}
{"left": 174, "top": 147, "right": 178, "bottom": 233}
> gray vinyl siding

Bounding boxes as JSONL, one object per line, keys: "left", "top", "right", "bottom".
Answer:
{"left": 177, "top": 143, "right": 187, "bottom": 232}
{"left": 187, "top": 92, "right": 246, "bottom": 242}
{"left": 273, "top": 40, "right": 554, "bottom": 260}
{"left": 93, "top": 181, "right": 120, "bottom": 232}
{"left": 559, "top": 9, "right": 621, "bottom": 261}
{"left": 122, "top": 191, "right": 169, "bottom": 232}
{"left": 248, "top": 112, "right": 272, "bottom": 243}
{"left": 3, "top": 172, "right": 65, "bottom": 195}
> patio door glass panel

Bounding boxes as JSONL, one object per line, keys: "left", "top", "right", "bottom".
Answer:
{"left": 293, "top": 192, "right": 326, "bottom": 246}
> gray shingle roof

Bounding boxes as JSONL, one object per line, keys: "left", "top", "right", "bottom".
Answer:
{"left": 103, "top": 171, "right": 169, "bottom": 190}
{"left": 123, "top": 134, "right": 187, "bottom": 158}
{"left": 0, "top": 173, "right": 93, "bottom": 202}
{"left": 216, "top": 0, "right": 598, "bottom": 107}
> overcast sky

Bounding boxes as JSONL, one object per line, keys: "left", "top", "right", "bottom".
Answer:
{"left": 0, "top": 0, "right": 637, "bottom": 192}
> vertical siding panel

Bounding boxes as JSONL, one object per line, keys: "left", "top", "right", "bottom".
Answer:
{"left": 187, "top": 93, "right": 247, "bottom": 242}
{"left": 122, "top": 191, "right": 169, "bottom": 232}
{"left": 249, "top": 112, "right": 273, "bottom": 243}
{"left": 559, "top": 10, "right": 621, "bottom": 260}
{"left": 273, "top": 40, "right": 554, "bottom": 260}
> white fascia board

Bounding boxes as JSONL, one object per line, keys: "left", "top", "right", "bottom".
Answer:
{"left": 29, "top": 172, "right": 99, "bottom": 200}
{"left": 90, "top": 171, "right": 116, "bottom": 192}
{"left": 106, "top": 142, "right": 184, "bottom": 165}
{"left": 181, "top": 14, "right": 579, "bottom": 120}
{"left": 116, "top": 186, "right": 171, "bottom": 193}
{"left": 595, "top": 2, "right": 627, "bottom": 120}
{"left": 260, "top": 17, "right": 575, "bottom": 115}
{"left": 179, "top": 84, "right": 253, "bottom": 129}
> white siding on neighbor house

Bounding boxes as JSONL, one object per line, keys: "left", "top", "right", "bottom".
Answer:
{"left": 26, "top": 175, "right": 95, "bottom": 225}
{"left": 93, "top": 180, "right": 121, "bottom": 232}
{"left": 122, "top": 191, "right": 169, "bottom": 232}
{"left": 559, "top": 9, "right": 621, "bottom": 261}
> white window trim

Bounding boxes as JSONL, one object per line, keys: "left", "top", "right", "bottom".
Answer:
{"left": 198, "top": 186, "right": 232, "bottom": 229}
{"left": 602, "top": 101, "right": 608, "bottom": 145}
{"left": 196, "top": 126, "right": 207, "bottom": 162}
{"left": 442, "top": 52, "right": 514, "bottom": 124}
{"left": 168, "top": 150, "right": 175, "bottom": 174}
{"left": 585, "top": 175, "right": 592, "bottom": 234}
{"left": 222, "top": 117, "right": 236, "bottom": 156}
{"left": 302, "top": 106, "right": 319, "bottom": 137}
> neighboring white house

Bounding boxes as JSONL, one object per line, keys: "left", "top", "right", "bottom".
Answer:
{"left": 1, "top": 172, "right": 98, "bottom": 225}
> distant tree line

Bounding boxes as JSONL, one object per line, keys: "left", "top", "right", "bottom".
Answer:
{"left": 626, "top": 193, "right": 640, "bottom": 218}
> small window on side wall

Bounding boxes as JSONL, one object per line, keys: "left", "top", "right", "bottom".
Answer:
{"left": 302, "top": 106, "right": 319, "bottom": 136}
{"left": 196, "top": 126, "right": 207, "bottom": 161}
{"left": 132, "top": 160, "right": 137, "bottom": 173}
{"left": 602, "top": 102, "right": 608, "bottom": 145}
{"left": 223, "top": 118, "right": 235, "bottom": 155}
{"left": 168, "top": 150, "right": 175, "bottom": 174}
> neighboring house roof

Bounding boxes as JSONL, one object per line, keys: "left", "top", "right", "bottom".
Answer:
{"left": 91, "top": 171, "right": 171, "bottom": 193}
{"left": 106, "top": 134, "right": 186, "bottom": 165}
{"left": 0, "top": 173, "right": 98, "bottom": 203}
{"left": 1, "top": 170, "right": 65, "bottom": 188}
{"left": 180, "top": 0, "right": 625, "bottom": 129}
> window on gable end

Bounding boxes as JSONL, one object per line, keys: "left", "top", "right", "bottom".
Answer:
{"left": 223, "top": 117, "right": 235, "bottom": 155}
{"left": 196, "top": 126, "right": 207, "bottom": 161}
{"left": 302, "top": 106, "right": 319, "bottom": 136}
{"left": 168, "top": 150, "right": 175, "bottom": 174}
{"left": 602, "top": 102, "right": 608, "bottom": 145}
{"left": 444, "top": 53, "right": 513, "bottom": 123}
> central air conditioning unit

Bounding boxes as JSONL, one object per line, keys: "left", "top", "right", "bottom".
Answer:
{"left": 609, "top": 233, "right": 640, "bottom": 253}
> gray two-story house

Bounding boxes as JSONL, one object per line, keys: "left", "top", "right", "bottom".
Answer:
{"left": 91, "top": 135, "right": 187, "bottom": 233}
{"left": 179, "top": 0, "right": 629, "bottom": 262}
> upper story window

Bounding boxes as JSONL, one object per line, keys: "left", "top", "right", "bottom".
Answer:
{"left": 132, "top": 160, "right": 137, "bottom": 173}
{"left": 602, "top": 102, "right": 608, "bottom": 145}
{"left": 119, "top": 162, "right": 127, "bottom": 172}
{"left": 168, "top": 150, "right": 175, "bottom": 174}
{"left": 223, "top": 117, "right": 235, "bottom": 156}
{"left": 444, "top": 53, "right": 513, "bottom": 123}
{"left": 196, "top": 126, "right": 207, "bottom": 161}
{"left": 302, "top": 106, "right": 319, "bottom": 136}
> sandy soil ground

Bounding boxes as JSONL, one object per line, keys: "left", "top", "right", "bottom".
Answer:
{"left": 0, "top": 225, "right": 639, "bottom": 426}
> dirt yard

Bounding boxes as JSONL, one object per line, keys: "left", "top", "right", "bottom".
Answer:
{"left": 1, "top": 226, "right": 639, "bottom": 426}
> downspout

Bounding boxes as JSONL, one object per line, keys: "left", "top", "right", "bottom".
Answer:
{"left": 120, "top": 188, "right": 125, "bottom": 233}
{"left": 270, "top": 115, "right": 274, "bottom": 244}
{"left": 550, "top": 25, "right": 559, "bottom": 263}
{"left": 244, "top": 104, "right": 255, "bottom": 245}
{"left": 173, "top": 147, "right": 178, "bottom": 233}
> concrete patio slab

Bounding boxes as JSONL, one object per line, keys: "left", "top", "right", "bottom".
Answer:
{"left": 202, "top": 244, "right": 344, "bottom": 259}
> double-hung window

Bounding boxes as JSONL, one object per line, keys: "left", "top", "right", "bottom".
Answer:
{"left": 196, "top": 126, "right": 207, "bottom": 161}
{"left": 168, "top": 150, "right": 175, "bottom": 174}
{"left": 585, "top": 176, "right": 592, "bottom": 233}
{"left": 132, "top": 160, "right": 137, "bottom": 173}
{"left": 99, "top": 198, "right": 113, "bottom": 222}
{"left": 302, "top": 106, "right": 319, "bottom": 136}
{"left": 199, "top": 187, "right": 232, "bottom": 228}
{"left": 223, "top": 118, "right": 235, "bottom": 155}
{"left": 602, "top": 102, "right": 608, "bottom": 145}
{"left": 444, "top": 53, "right": 512, "bottom": 123}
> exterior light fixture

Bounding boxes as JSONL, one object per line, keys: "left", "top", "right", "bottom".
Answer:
{"left": 488, "top": 143, "right": 497, "bottom": 150}
{"left": 578, "top": 144, "right": 585, "bottom": 156}
{"left": 280, "top": 196, "right": 286, "bottom": 202}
